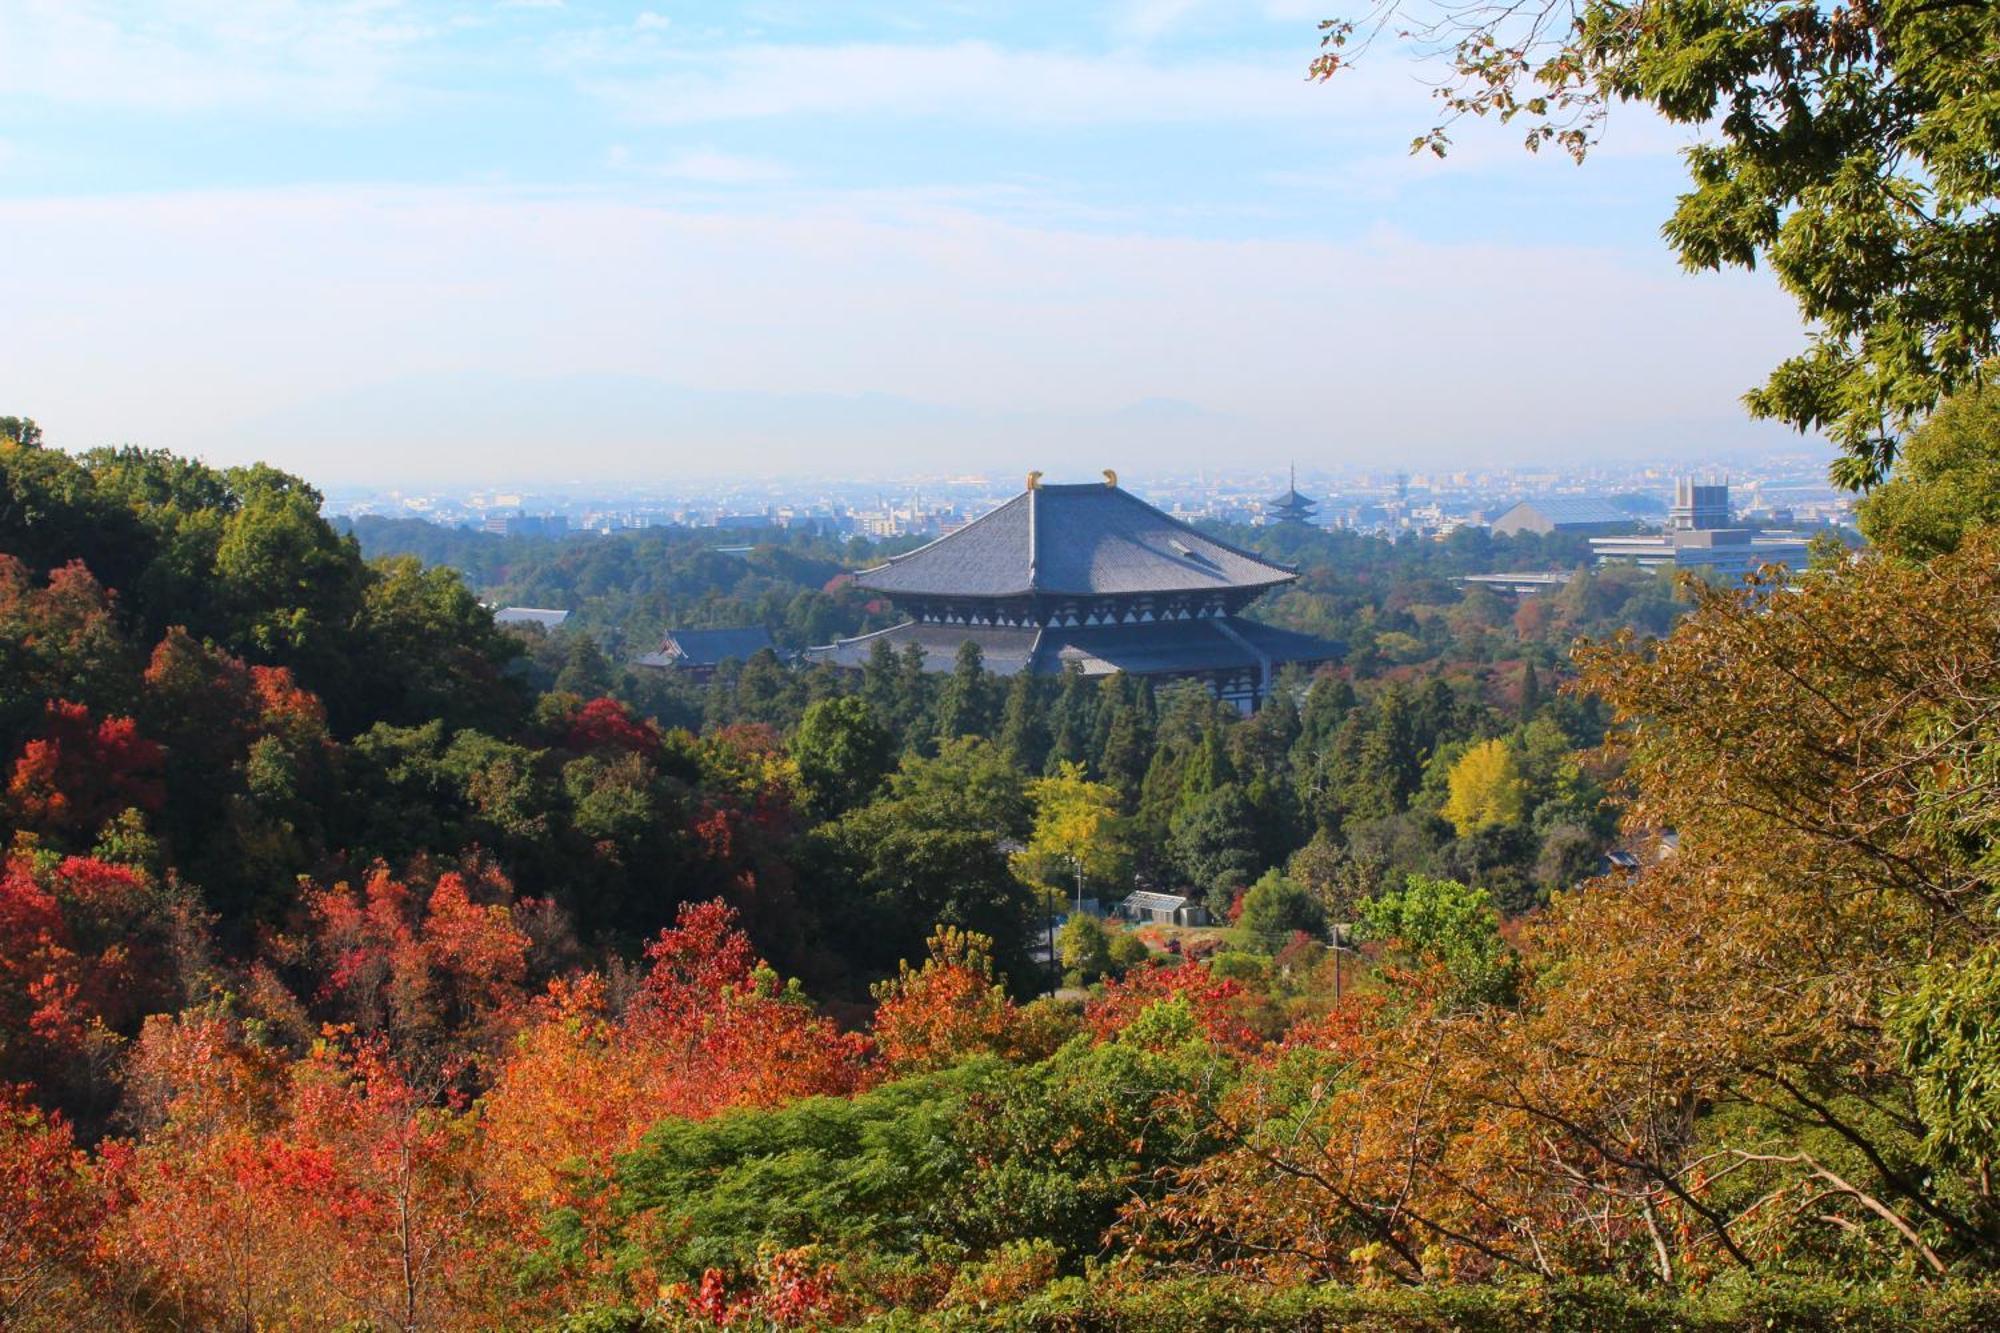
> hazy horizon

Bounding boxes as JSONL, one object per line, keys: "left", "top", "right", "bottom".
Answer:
{"left": 0, "top": 1, "right": 1827, "bottom": 486}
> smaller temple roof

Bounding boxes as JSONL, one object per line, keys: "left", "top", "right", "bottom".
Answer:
{"left": 635, "top": 626, "right": 776, "bottom": 670}
{"left": 855, "top": 476, "right": 1296, "bottom": 600}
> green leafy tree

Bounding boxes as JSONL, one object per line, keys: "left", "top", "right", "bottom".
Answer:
{"left": 823, "top": 738, "right": 1034, "bottom": 983}
{"left": 1859, "top": 383, "right": 2000, "bottom": 561}
{"left": 1096, "top": 693, "right": 1154, "bottom": 808}
{"left": 1286, "top": 829, "right": 1369, "bottom": 926}
{"left": 791, "top": 695, "right": 895, "bottom": 817}
{"left": 1358, "top": 873, "right": 1517, "bottom": 1009}
{"left": 1894, "top": 944, "right": 2000, "bottom": 1172}
{"left": 1349, "top": 690, "right": 1422, "bottom": 819}
{"left": 353, "top": 555, "right": 526, "bottom": 733}
{"left": 1107, "top": 930, "right": 1152, "bottom": 974}
{"left": 1044, "top": 665, "right": 1097, "bottom": 771}
{"left": 1297, "top": 673, "right": 1357, "bottom": 753}
{"left": 1534, "top": 821, "right": 1604, "bottom": 893}
{"left": 1167, "top": 783, "right": 1266, "bottom": 907}
{"left": 610, "top": 1036, "right": 1223, "bottom": 1290}
{"left": 1236, "top": 869, "right": 1328, "bottom": 953}
{"left": 1057, "top": 913, "right": 1114, "bottom": 985}
{"left": 213, "top": 486, "right": 364, "bottom": 666}
{"left": 996, "top": 671, "right": 1051, "bottom": 775}
{"left": 554, "top": 635, "right": 614, "bottom": 697}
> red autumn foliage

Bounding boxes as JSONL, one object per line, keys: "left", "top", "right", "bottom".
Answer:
{"left": 563, "top": 696, "right": 661, "bottom": 758}
{"left": 0, "top": 1085, "right": 110, "bottom": 1325}
{"left": 0, "top": 559, "right": 134, "bottom": 720}
{"left": 0, "top": 855, "right": 167, "bottom": 1090}
{"left": 113, "top": 1027, "right": 493, "bottom": 1331}
{"left": 305, "top": 867, "right": 534, "bottom": 1060}
{"left": 7, "top": 701, "right": 165, "bottom": 838}
{"left": 0, "top": 857, "right": 80, "bottom": 1053}
{"left": 669, "top": 1247, "right": 847, "bottom": 1329}
{"left": 1085, "top": 959, "right": 1262, "bottom": 1054}
{"left": 247, "top": 664, "right": 326, "bottom": 739}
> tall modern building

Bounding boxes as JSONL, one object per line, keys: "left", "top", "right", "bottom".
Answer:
{"left": 1668, "top": 477, "right": 1732, "bottom": 532}
{"left": 805, "top": 471, "right": 1340, "bottom": 710}
{"left": 1264, "top": 464, "right": 1319, "bottom": 527}
{"left": 1590, "top": 479, "right": 1810, "bottom": 575}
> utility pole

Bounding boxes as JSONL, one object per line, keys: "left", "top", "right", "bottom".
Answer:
{"left": 1045, "top": 889, "right": 1058, "bottom": 998}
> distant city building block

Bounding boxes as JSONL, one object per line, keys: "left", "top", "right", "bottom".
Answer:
{"left": 482, "top": 513, "right": 570, "bottom": 539}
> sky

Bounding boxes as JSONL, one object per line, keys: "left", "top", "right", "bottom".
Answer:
{"left": 0, "top": 0, "right": 1823, "bottom": 485}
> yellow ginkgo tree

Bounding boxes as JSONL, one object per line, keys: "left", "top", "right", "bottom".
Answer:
{"left": 1017, "top": 761, "right": 1132, "bottom": 914}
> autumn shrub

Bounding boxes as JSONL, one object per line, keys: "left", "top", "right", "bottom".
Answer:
{"left": 913, "top": 1275, "right": 2000, "bottom": 1332}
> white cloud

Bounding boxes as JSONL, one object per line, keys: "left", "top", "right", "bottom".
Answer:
{"left": 634, "top": 10, "right": 672, "bottom": 31}
{"left": 572, "top": 39, "right": 1376, "bottom": 127}
{"left": 0, "top": 0, "right": 434, "bottom": 116}
{"left": 0, "top": 184, "right": 1809, "bottom": 483}
{"left": 607, "top": 146, "right": 792, "bottom": 183}
{"left": 1114, "top": 0, "right": 1206, "bottom": 42}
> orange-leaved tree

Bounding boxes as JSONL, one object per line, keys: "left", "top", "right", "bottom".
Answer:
{"left": 476, "top": 899, "right": 869, "bottom": 1309}
{"left": 870, "top": 926, "right": 1023, "bottom": 1075}
{"left": 112, "top": 1010, "right": 499, "bottom": 1331}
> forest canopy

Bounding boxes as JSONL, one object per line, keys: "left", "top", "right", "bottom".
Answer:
{"left": 4, "top": 411, "right": 1998, "bottom": 1328}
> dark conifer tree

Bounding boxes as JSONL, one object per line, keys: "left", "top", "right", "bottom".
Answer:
{"left": 996, "top": 671, "right": 1050, "bottom": 774}
{"left": 932, "top": 640, "right": 995, "bottom": 741}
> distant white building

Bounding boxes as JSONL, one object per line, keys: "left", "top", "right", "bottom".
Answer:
{"left": 1460, "top": 571, "right": 1577, "bottom": 596}
{"left": 491, "top": 607, "right": 569, "bottom": 630}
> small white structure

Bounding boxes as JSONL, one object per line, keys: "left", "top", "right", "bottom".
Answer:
{"left": 1115, "top": 890, "right": 1212, "bottom": 928}
{"left": 492, "top": 607, "right": 569, "bottom": 630}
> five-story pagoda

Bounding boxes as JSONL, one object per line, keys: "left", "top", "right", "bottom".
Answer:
{"left": 805, "top": 470, "right": 1339, "bottom": 710}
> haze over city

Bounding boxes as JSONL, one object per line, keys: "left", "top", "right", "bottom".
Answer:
{"left": 0, "top": 0, "right": 1822, "bottom": 485}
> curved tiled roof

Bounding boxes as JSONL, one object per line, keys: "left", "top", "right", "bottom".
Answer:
{"left": 640, "top": 626, "right": 776, "bottom": 668}
{"left": 855, "top": 482, "right": 1296, "bottom": 598}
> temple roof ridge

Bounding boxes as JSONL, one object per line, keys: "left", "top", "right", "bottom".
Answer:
{"left": 855, "top": 476, "right": 1295, "bottom": 599}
